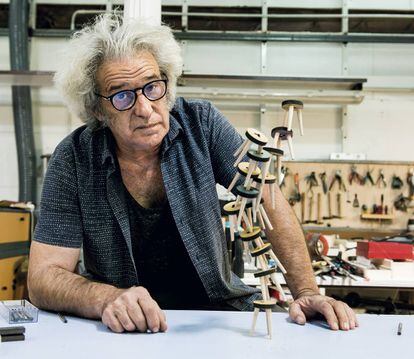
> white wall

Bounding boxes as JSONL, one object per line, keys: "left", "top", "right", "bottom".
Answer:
{"left": 1, "top": 35, "right": 414, "bottom": 201}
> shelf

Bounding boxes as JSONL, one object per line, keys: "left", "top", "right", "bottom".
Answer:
{"left": 178, "top": 74, "right": 366, "bottom": 105}
{"left": 179, "top": 74, "right": 366, "bottom": 91}
{"left": 360, "top": 214, "right": 394, "bottom": 221}
{"left": 0, "top": 71, "right": 366, "bottom": 105}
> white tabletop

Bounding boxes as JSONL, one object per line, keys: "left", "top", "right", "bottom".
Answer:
{"left": 0, "top": 310, "right": 411, "bottom": 359}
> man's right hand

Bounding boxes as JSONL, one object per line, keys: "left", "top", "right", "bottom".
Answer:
{"left": 101, "top": 286, "right": 167, "bottom": 333}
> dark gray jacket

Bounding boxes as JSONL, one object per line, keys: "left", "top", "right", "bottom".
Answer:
{"left": 34, "top": 97, "right": 260, "bottom": 310}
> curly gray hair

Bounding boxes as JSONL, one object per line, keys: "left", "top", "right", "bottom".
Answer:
{"left": 54, "top": 14, "right": 183, "bottom": 129}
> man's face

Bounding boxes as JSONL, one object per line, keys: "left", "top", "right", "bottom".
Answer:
{"left": 96, "top": 51, "right": 170, "bottom": 153}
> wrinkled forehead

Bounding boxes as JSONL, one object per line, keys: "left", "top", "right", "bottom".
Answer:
{"left": 96, "top": 50, "right": 161, "bottom": 92}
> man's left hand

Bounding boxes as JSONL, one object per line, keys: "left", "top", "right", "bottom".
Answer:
{"left": 289, "top": 294, "right": 358, "bottom": 330}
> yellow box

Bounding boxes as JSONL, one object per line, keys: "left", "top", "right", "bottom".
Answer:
{"left": 0, "top": 209, "right": 31, "bottom": 243}
{"left": 0, "top": 256, "right": 26, "bottom": 300}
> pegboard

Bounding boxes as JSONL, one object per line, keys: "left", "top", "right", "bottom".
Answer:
{"left": 279, "top": 160, "right": 414, "bottom": 231}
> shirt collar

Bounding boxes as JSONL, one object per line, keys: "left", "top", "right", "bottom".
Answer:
{"left": 162, "top": 112, "right": 183, "bottom": 154}
{"left": 100, "top": 127, "right": 117, "bottom": 167}
{"left": 100, "top": 112, "right": 183, "bottom": 166}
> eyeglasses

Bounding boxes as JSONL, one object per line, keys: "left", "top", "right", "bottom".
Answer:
{"left": 95, "top": 79, "right": 168, "bottom": 111}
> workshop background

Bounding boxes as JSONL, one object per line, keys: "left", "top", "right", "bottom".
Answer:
{"left": 1, "top": 0, "right": 414, "bottom": 314}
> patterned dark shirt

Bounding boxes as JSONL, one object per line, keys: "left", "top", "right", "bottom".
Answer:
{"left": 34, "top": 97, "right": 260, "bottom": 310}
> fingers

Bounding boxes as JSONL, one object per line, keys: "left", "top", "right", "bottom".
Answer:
{"left": 288, "top": 301, "right": 307, "bottom": 325}
{"left": 317, "top": 299, "right": 358, "bottom": 331}
{"left": 289, "top": 295, "right": 359, "bottom": 332}
{"left": 138, "top": 296, "right": 161, "bottom": 332}
{"left": 159, "top": 310, "right": 168, "bottom": 332}
{"left": 126, "top": 302, "right": 147, "bottom": 332}
{"left": 331, "top": 300, "right": 350, "bottom": 330}
{"left": 101, "top": 286, "right": 167, "bottom": 333}
{"left": 102, "top": 307, "right": 125, "bottom": 333}
{"left": 345, "top": 304, "right": 359, "bottom": 329}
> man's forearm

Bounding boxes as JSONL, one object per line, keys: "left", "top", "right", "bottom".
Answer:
{"left": 263, "top": 187, "right": 319, "bottom": 299}
{"left": 28, "top": 266, "right": 123, "bottom": 319}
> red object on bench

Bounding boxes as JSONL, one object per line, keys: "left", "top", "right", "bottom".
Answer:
{"left": 357, "top": 241, "right": 414, "bottom": 260}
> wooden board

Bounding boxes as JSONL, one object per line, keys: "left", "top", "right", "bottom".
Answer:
{"left": 279, "top": 161, "right": 414, "bottom": 231}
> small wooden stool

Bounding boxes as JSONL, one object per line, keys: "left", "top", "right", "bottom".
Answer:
{"left": 282, "top": 99, "right": 304, "bottom": 136}
{"left": 264, "top": 146, "right": 284, "bottom": 187}
{"left": 223, "top": 201, "right": 241, "bottom": 242}
{"left": 227, "top": 161, "right": 261, "bottom": 193}
{"left": 271, "top": 126, "right": 295, "bottom": 160}
{"left": 254, "top": 173, "right": 277, "bottom": 210}
{"left": 234, "top": 128, "right": 268, "bottom": 168}
{"left": 234, "top": 185, "right": 259, "bottom": 229}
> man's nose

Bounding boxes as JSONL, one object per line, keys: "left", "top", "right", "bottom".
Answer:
{"left": 132, "top": 92, "right": 153, "bottom": 119}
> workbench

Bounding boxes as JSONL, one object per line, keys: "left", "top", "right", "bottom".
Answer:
{"left": 0, "top": 310, "right": 411, "bottom": 358}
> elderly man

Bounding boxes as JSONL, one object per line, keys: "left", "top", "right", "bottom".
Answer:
{"left": 28, "top": 15, "right": 357, "bottom": 334}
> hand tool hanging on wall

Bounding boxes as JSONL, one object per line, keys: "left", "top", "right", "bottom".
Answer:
{"left": 394, "top": 194, "right": 410, "bottom": 212}
{"left": 305, "top": 192, "right": 317, "bottom": 224}
{"left": 317, "top": 193, "right": 323, "bottom": 224}
{"left": 288, "top": 173, "right": 301, "bottom": 206}
{"left": 305, "top": 171, "right": 319, "bottom": 192}
{"left": 319, "top": 172, "right": 328, "bottom": 194}
{"left": 375, "top": 170, "right": 387, "bottom": 188}
{"left": 391, "top": 175, "right": 404, "bottom": 189}
{"left": 336, "top": 193, "right": 342, "bottom": 218}
{"left": 363, "top": 169, "right": 375, "bottom": 186}
{"left": 349, "top": 165, "right": 363, "bottom": 185}
{"left": 301, "top": 192, "right": 306, "bottom": 224}
{"left": 376, "top": 194, "right": 385, "bottom": 214}
{"left": 323, "top": 192, "right": 333, "bottom": 220}
{"left": 353, "top": 194, "right": 360, "bottom": 208}
{"left": 279, "top": 167, "right": 289, "bottom": 188}
{"left": 407, "top": 169, "right": 414, "bottom": 199}
{"left": 329, "top": 170, "right": 346, "bottom": 192}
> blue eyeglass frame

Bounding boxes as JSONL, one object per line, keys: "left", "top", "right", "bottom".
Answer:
{"left": 95, "top": 79, "right": 168, "bottom": 111}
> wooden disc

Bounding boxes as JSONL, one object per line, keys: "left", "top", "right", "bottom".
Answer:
{"left": 247, "top": 149, "right": 270, "bottom": 163}
{"left": 271, "top": 126, "right": 293, "bottom": 140}
{"left": 281, "top": 99, "right": 304, "bottom": 110}
{"left": 263, "top": 146, "right": 284, "bottom": 156}
{"left": 237, "top": 162, "right": 261, "bottom": 178}
{"left": 240, "top": 226, "right": 262, "bottom": 241}
{"left": 253, "top": 266, "right": 277, "bottom": 278}
{"left": 223, "top": 201, "right": 241, "bottom": 215}
{"left": 253, "top": 298, "right": 277, "bottom": 309}
{"left": 253, "top": 173, "right": 276, "bottom": 184}
{"left": 245, "top": 128, "right": 268, "bottom": 146}
{"left": 235, "top": 185, "right": 259, "bottom": 199}
{"left": 250, "top": 243, "right": 272, "bottom": 257}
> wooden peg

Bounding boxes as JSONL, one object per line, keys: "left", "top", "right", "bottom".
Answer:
{"left": 259, "top": 205, "right": 273, "bottom": 230}
{"left": 234, "top": 138, "right": 249, "bottom": 157}
{"left": 266, "top": 309, "right": 272, "bottom": 339}
{"left": 298, "top": 108, "right": 304, "bottom": 136}
{"left": 268, "top": 250, "right": 287, "bottom": 274}
{"left": 250, "top": 308, "right": 260, "bottom": 334}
